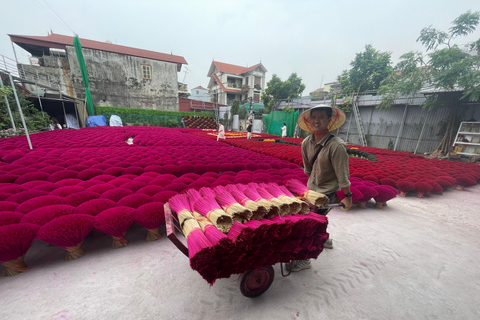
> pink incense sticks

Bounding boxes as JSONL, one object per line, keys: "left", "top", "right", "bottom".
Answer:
{"left": 286, "top": 179, "right": 330, "bottom": 208}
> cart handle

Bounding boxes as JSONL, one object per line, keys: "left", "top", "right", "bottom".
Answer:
{"left": 164, "top": 203, "right": 189, "bottom": 257}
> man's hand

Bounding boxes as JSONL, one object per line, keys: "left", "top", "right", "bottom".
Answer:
{"left": 340, "top": 197, "right": 353, "bottom": 211}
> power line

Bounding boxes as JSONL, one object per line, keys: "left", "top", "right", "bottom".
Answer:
{"left": 30, "top": 0, "right": 65, "bottom": 31}
{"left": 41, "top": 0, "right": 76, "bottom": 35}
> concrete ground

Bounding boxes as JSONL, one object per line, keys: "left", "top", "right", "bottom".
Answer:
{"left": 1, "top": 184, "right": 479, "bottom": 320}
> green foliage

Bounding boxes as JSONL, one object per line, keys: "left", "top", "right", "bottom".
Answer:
{"left": 310, "top": 91, "right": 322, "bottom": 101}
{"left": 231, "top": 99, "right": 240, "bottom": 115}
{"left": 262, "top": 73, "right": 306, "bottom": 113}
{"left": 338, "top": 44, "right": 393, "bottom": 94}
{"left": 96, "top": 106, "right": 214, "bottom": 118}
{"left": 0, "top": 83, "right": 50, "bottom": 133}
{"left": 238, "top": 106, "right": 247, "bottom": 119}
{"left": 337, "top": 103, "right": 352, "bottom": 114}
{"left": 417, "top": 11, "right": 480, "bottom": 50}
{"left": 378, "top": 52, "right": 429, "bottom": 109}
{"left": 96, "top": 106, "right": 214, "bottom": 127}
{"left": 379, "top": 10, "right": 480, "bottom": 110}
{"left": 167, "top": 119, "right": 180, "bottom": 128}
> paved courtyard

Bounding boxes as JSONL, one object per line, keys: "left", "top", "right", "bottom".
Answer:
{"left": 1, "top": 184, "right": 479, "bottom": 320}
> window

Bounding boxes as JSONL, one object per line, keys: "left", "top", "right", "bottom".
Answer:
{"left": 255, "top": 76, "right": 261, "bottom": 85}
{"left": 142, "top": 65, "right": 152, "bottom": 79}
{"left": 196, "top": 90, "right": 199, "bottom": 94}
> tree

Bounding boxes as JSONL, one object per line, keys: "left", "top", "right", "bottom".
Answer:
{"left": 338, "top": 44, "right": 393, "bottom": 95}
{"left": 231, "top": 99, "right": 240, "bottom": 115}
{"left": 223, "top": 110, "right": 231, "bottom": 130}
{"left": 378, "top": 11, "right": 480, "bottom": 156}
{"left": 0, "top": 82, "right": 50, "bottom": 134}
{"left": 261, "top": 73, "right": 306, "bottom": 113}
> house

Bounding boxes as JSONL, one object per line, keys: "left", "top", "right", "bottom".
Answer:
{"left": 310, "top": 81, "right": 341, "bottom": 99}
{"left": 190, "top": 86, "right": 210, "bottom": 102}
{"left": 207, "top": 61, "right": 267, "bottom": 105}
{"left": 8, "top": 33, "right": 188, "bottom": 112}
{"left": 324, "top": 81, "right": 341, "bottom": 94}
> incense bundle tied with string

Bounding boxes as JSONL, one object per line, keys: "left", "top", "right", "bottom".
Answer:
{"left": 225, "top": 185, "right": 267, "bottom": 220}
{"left": 286, "top": 179, "right": 330, "bottom": 208}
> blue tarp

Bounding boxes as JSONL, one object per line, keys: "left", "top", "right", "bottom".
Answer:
{"left": 86, "top": 115, "right": 108, "bottom": 127}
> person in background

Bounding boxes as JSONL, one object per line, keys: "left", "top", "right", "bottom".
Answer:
{"left": 217, "top": 121, "right": 225, "bottom": 141}
{"left": 294, "top": 123, "right": 301, "bottom": 138}
{"left": 281, "top": 122, "right": 287, "bottom": 138}
{"left": 246, "top": 120, "right": 252, "bottom": 140}
{"left": 288, "top": 104, "right": 352, "bottom": 272}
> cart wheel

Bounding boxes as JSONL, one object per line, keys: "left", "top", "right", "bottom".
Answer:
{"left": 238, "top": 266, "right": 274, "bottom": 298}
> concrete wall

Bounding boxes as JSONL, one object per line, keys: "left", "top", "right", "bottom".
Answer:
{"left": 20, "top": 55, "right": 75, "bottom": 97}
{"left": 19, "top": 47, "right": 180, "bottom": 112}
{"left": 66, "top": 47, "right": 179, "bottom": 111}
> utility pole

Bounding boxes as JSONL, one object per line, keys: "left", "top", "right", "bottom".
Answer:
{"left": 249, "top": 97, "right": 253, "bottom": 120}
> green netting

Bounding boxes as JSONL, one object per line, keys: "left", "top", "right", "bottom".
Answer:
{"left": 263, "top": 110, "right": 299, "bottom": 137}
{"left": 239, "top": 103, "right": 265, "bottom": 112}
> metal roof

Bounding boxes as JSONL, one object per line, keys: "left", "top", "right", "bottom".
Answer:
{"left": 9, "top": 33, "right": 187, "bottom": 70}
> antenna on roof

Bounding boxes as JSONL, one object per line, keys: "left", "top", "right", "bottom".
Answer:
{"left": 182, "top": 67, "right": 190, "bottom": 83}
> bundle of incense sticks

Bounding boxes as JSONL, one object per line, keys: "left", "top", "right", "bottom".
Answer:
{"left": 94, "top": 206, "right": 136, "bottom": 248}
{"left": 279, "top": 185, "right": 311, "bottom": 214}
{"left": 253, "top": 183, "right": 290, "bottom": 216}
{"left": 185, "top": 188, "right": 203, "bottom": 211}
{"left": 198, "top": 187, "right": 240, "bottom": 222}
{"left": 286, "top": 179, "right": 330, "bottom": 208}
{"left": 264, "top": 183, "right": 301, "bottom": 215}
{"left": 240, "top": 185, "right": 279, "bottom": 219}
{"left": 191, "top": 211, "right": 233, "bottom": 249}
{"left": 224, "top": 184, "right": 267, "bottom": 220}
{"left": 193, "top": 196, "right": 233, "bottom": 233}
{"left": 0, "top": 223, "right": 39, "bottom": 276}
{"left": 214, "top": 189, "right": 252, "bottom": 223}
{"left": 181, "top": 218, "right": 214, "bottom": 270}
{"left": 187, "top": 214, "right": 330, "bottom": 285}
{"left": 169, "top": 194, "right": 195, "bottom": 228}
{"left": 36, "top": 214, "right": 94, "bottom": 260}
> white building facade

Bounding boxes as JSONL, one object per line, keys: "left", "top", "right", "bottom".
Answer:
{"left": 207, "top": 61, "right": 267, "bottom": 105}
{"left": 190, "top": 86, "right": 210, "bottom": 102}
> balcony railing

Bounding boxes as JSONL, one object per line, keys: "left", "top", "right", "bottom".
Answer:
{"left": 227, "top": 82, "right": 241, "bottom": 88}
{"left": 0, "top": 54, "right": 19, "bottom": 77}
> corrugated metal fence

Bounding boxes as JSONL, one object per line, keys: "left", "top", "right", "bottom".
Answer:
{"left": 337, "top": 95, "right": 480, "bottom": 154}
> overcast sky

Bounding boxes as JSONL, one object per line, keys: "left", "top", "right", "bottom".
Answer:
{"left": 1, "top": 0, "right": 479, "bottom": 96}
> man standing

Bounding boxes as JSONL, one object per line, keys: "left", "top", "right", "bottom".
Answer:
{"left": 246, "top": 120, "right": 252, "bottom": 140}
{"left": 294, "top": 123, "right": 301, "bottom": 138}
{"left": 288, "top": 104, "right": 352, "bottom": 272}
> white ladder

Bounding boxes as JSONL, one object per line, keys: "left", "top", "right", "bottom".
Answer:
{"left": 352, "top": 96, "right": 367, "bottom": 146}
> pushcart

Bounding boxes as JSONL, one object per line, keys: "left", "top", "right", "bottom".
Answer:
{"left": 165, "top": 203, "right": 340, "bottom": 298}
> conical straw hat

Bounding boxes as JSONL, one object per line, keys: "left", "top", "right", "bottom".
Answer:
{"left": 297, "top": 104, "right": 346, "bottom": 133}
